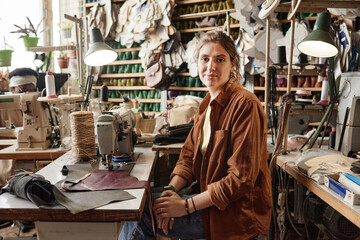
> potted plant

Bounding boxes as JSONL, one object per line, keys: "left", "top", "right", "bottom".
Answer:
{"left": 0, "top": 40, "right": 14, "bottom": 67}
{"left": 68, "top": 42, "right": 77, "bottom": 59}
{"left": 0, "top": 69, "right": 9, "bottom": 91}
{"left": 57, "top": 21, "right": 74, "bottom": 39}
{"left": 57, "top": 50, "right": 69, "bottom": 69}
{"left": 10, "top": 17, "right": 48, "bottom": 51}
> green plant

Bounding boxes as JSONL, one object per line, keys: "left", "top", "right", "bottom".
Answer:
{"left": 1, "top": 37, "right": 13, "bottom": 50}
{"left": 58, "top": 50, "right": 68, "bottom": 59}
{"left": 57, "top": 20, "right": 74, "bottom": 30}
{"left": 10, "top": 17, "right": 48, "bottom": 38}
{"left": 39, "top": 51, "right": 53, "bottom": 72}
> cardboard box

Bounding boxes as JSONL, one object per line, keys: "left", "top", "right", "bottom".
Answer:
{"left": 36, "top": 160, "right": 52, "bottom": 170}
{"left": 324, "top": 174, "right": 360, "bottom": 205}
{"left": 13, "top": 159, "right": 36, "bottom": 173}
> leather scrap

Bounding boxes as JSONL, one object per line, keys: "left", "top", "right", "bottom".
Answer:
{"left": 53, "top": 182, "right": 135, "bottom": 214}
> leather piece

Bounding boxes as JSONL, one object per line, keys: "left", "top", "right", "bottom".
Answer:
{"left": 61, "top": 169, "right": 148, "bottom": 191}
{"left": 53, "top": 182, "right": 135, "bottom": 214}
{"left": 57, "top": 163, "right": 155, "bottom": 234}
{"left": 153, "top": 134, "right": 188, "bottom": 146}
{"left": 55, "top": 163, "right": 138, "bottom": 213}
{"left": 3, "top": 171, "right": 56, "bottom": 207}
{"left": 153, "top": 122, "right": 193, "bottom": 145}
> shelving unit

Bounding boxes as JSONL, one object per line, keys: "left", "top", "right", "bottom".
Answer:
{"left": 84, "top": 0, "right": 162, "bottom": 113}
{"left": 92, "top": 36, "right": 160, "bottom": 111}
{"left": 88, "top": 0, "right": 240, "bottom": 111}
{"left": 168, "top": 0, "right": 239, "bottom": 100}
{"left": 262, "top": 0, "right": 360, "bottom": 149}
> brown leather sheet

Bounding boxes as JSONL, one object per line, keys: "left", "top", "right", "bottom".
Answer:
{"left": 61, "top": 169, "right": 148, "bottom": 191}
{"left": 54, "top": 163, "right": 144, "bottom": 214}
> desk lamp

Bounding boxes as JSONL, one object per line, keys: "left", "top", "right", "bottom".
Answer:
{"left": 84, "top": 28, "right": 117, "bottom": 66}
{"left": 297, "top": 12, "right": 338, "bottom": 149}
{"left": 297, "top": 12, "right": 339, "bottom": 58}
{"left": 83, "top": 28, "right": 117, "bottom": 104}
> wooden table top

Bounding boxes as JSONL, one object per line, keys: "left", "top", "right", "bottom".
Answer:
{"left": 152, "top": 143, "right": 183, "bottom": 154}
{"left": 0, "top": 143, "right": 67, "bottom": 160}
{"left": 277, "top": 152, "right": 360, "bottom": 228}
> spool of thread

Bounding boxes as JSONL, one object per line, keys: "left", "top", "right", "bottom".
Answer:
{"left": 69, "top": 111, "right": 96, "bottom": 161}
{"left": 100, "top": 85, "right": 108, "bottom": 102}
{"left": 277, "top": 46, "right": 287, "bottom": 64}
{"left": 317, "top": 76, "right": 329, "bottom": 105}
{"left": 298, "top": 53, "right": 308, "bottom": 64}
{"left": 45, "top": 71, "right": 57, "bottom": 98}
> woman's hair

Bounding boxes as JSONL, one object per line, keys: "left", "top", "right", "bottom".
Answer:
{"left": 194, "top": 30, "right": 241, "bottom": 87}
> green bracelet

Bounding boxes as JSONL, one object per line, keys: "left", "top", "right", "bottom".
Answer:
{"left": 163, "top": 185, "right": 177, "bottom": 193}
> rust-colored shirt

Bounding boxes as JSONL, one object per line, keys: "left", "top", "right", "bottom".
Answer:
{"left": 171, "top": 83, "right": 272, "bottom": 240}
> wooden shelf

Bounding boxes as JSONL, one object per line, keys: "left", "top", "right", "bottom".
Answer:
{"left": 93, "top": 86, "right": 153, "bottom": 90}
{"left": 107, "top": 59, "right": 142, "bottom": 65}
{"left": 100, "top": 73, "right": 145, "bottom": 78}
{"left": 275, "top": 0, "right": 360, "bottom": 13}
{"left": 278, "top": 14, "right": 338, "bottom": 24}
{"left": 173, "top": 9, "right": 236, "bottom": 20}
{"left": 115, "top": 47, "right": 141, "bottom": 53}
{"left": 169, "top": 86, "right": 207, "bottom": 91}
{"left": 179, "top": 23, "right": 240, "bottom": 33}
{"left": 176, "top": 0, "right": 218, "bottom": 5}
{"left": 276, "top": 68, "right": 326, "bottom": 76}
{"left": 254, "top": 86, "right": 322, "bottom": 92}
{"left": 29, "top": 45, "right": 76, "bottom": 52}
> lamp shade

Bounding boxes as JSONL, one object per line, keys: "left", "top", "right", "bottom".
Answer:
{"left": 84, "top": 28, "right": 117, "bottom": 66}
{"left": 297, "top": 13, "right": 338, "bottom": 58}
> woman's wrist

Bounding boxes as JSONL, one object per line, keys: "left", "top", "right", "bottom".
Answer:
{"left": 184, "top": 197, "right": 197, "bottom": 214}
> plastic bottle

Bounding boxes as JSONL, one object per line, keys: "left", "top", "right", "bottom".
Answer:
{"left": 329, "top": 127, "right": 336, "bottom": 149}
{"left": 45, "top": 71, "right": 57, "bottom": 98}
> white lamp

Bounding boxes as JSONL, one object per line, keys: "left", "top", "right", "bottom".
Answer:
{"left": 84, "top": 28, "right": 117, "bottom": 66}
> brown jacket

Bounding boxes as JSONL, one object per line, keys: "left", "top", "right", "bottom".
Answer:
{"left": 171, "top": 83, "right": 272, "bottom": 240}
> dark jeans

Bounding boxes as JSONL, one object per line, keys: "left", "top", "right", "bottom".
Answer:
{"left": 118, "top": 185, "right": 205, "bottom": 240}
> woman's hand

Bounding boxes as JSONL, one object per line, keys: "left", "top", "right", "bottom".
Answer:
{"left": 153, "top": 190, "right": 187, "bottom": 234}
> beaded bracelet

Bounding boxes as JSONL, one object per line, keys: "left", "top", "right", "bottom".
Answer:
{"left": 191, "top": 197, "right": 197, "bottom": 212}
{"left": 185, "top": 198, "right": 190, "bottom": 215}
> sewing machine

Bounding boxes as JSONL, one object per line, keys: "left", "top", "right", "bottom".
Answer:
{"left": 96, "top": 107, "right": 136, "bottom": 169}
{"left": 337, "top": 72, "right": 360, "bottom": 156}
{"left": 0, "top": 92, "right": 51, "bottom": 150}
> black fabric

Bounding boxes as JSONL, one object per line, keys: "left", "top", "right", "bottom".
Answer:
{"left": 3, "top": 170, "right": 56, "bottom": 207}
{"left": 153, "top": 122, "right": 194, "bottom": 145}
{"left": 167, "top": 122, "right": 194, "bottom": 137}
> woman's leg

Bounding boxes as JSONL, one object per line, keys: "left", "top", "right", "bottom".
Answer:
{"left": 118, "top": 187, "right": 204, "bottom": 240}
{"left": 157, "top": 209, "right": 204, "bottom": 239}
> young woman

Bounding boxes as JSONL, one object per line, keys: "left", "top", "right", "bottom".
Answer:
{"left": 119, "top": 30, "right": 272, "bottom": 240}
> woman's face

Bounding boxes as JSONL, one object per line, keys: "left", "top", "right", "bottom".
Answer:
{"left": 197, "top": 42, "right": 234, "bottom": 96}
{"left": 11, "top": 83, "right": 36, "bottom": 93}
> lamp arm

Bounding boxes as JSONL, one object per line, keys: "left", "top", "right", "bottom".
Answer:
{"left": 328, "top": 56, "right": 336, "bottom": 104}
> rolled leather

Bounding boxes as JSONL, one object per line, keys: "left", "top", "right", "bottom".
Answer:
{"left": 3, "top": 170, "right": 56, "bottom": 207}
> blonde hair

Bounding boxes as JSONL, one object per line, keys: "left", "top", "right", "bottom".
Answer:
{"left": 195, "top": 30, "right": 241, "bottom": 89}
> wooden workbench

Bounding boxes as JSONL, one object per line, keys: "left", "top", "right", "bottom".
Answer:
{"left": 0, "top": 139, "right": 67, "bottom": 160}
{"left": 152, "top": 143, "right": 183, "bottom": 155}
{"left": 277, "top": 152, "right": 360, "bottom": 228}
{"left": 0, "top": 147, "right": 156, "bottom": 240}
